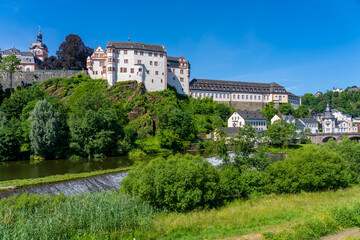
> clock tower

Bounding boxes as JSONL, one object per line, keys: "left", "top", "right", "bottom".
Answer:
{"left": 29, "top": 26, "right": 49, "bottom": 62}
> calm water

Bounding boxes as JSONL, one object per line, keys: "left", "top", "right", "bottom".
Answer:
{"left": 0, "top": 151, "right": 285, "bottom": 182}
{"left": 0, "top": 156, "right": 134, "bottom": 181}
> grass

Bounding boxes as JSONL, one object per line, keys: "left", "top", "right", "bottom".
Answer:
{"left": 2, "top": 185, "right": 360, "bottom": 239}
{"left": 0, "top": 166, "right": 131, "bottom": 189}
{"left": 0, "top": 191, "right": 156, "bottom": 240}
{"left": 124, "top": 185, "right": 360, "bottom": 239}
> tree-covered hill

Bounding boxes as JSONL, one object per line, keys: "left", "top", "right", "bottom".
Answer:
{"left": 301, "top": 87, "right": 360, "bottom": 117}
{"left": 0, "top": 74, "right": 232, "bottom": 161}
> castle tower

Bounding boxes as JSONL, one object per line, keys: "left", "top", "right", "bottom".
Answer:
{"left": 30, "top": 26, "right": 49, "bottom": 62}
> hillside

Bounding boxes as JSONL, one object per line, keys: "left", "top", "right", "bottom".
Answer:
{"left": 301, "top": 88, "right": 360, "bottom": 117}
{"left": 0, "top": 74, "right": 232, "bottom": 161}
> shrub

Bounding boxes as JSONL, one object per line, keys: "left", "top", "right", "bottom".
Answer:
{"left": 263, "top": 146, "right": 350, "bottom": 194}
{"left": 121, "top": 154, "right": 221, "bottom": 212}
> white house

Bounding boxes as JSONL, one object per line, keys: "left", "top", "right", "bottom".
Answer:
{"left": 228, "top": 110, "right": 267, "bottom": 131}
{"left": 298, "top": 118, "right": 319, "bottom": 134}
{"left": 271, "top": 114, "right": 296, "bottom": 125}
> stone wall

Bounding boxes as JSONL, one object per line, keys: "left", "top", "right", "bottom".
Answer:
{"left": 0, "top": 70, "right": 87, "bottom": 89}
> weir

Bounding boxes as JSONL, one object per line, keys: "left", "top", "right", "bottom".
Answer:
{"left": 0, "top": 171, "right": 128, "bottom": 199}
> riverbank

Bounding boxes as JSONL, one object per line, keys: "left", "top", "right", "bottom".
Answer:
{"left": 0, "top": 166, "right": 130, "bottom": 190}
{"left": 2, "top": 185, "right": 360, "bottom": 239}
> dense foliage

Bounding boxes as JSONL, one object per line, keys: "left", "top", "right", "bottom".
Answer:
{"left": 0, "top": 192, "right": 156, "bottom": 240}
{"left": 263, "top": 146, "right": 350, "bottom": 193}
{"left": 41, "top": 34, "right": 93, "bottom": 70}
{"left": 122, "top": 154, "right": 221, "bottom": 212}
{"left": 265, "top": 119, "right": 298, "bottom": 148}
{"left": 0, "top": 74, "right": 232, "bottom": 161}
{"left": 302, "top": 89, "right": 360, "bottom": 117}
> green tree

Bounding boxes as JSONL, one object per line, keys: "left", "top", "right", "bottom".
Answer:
{"left": 294, "top": 104, "right": 311, "bottom": 119}
{"left": 261, "top": 102, "right": 278, "bottom": 123}
{"left": 69, "top": 109, "right": 121, "bottom": 158}
{"left": 121, "top": 154, "right": 221, "bottom": 212}
{"left": 278, "top": 103, "right": 295, "bottom": 116}
{"left": 265, "top": 120, "right": 298, "bottom": 148}
{"left": 0, "top": 116, "right": 21, "bottom": 161}
{"left": 263, "top": 146, "right": 350, "bottom": 193}
{"left": 158, "top": 129, "right": 183, "bottom": 151}
{"left": 0, "top": 54, "right": 20, "bottom": 94}
{"left": 298, "top": 128, "right": 311, "bottom": 144}
{"left": 29, "top": 99, "right": 60, "bottom": 158}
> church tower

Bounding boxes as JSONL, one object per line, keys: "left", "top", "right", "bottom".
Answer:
{"left": 30, "top": 26, "right": 49, "bottom": 62}
{"left": 322, "top": 103, "right": 336, "bottom": 133}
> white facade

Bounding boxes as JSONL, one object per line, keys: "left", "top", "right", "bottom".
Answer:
{"left": 271, "top": 114, "right": 296, "bottom": 125}
{"left": 228, "top": 111, "right": 267, "bottom": 131}
{"left": 298, "top": 118, "right": 319, "bottom": 134}
{"left": 87, "top": 42, "right": 190, "bottom": 94}
{"left": 189, "top": 79, "right": 300, "bottom": 106}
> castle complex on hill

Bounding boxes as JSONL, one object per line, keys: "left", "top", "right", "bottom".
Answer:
{"left": 87, "top": 40, "right": 301, "bottom": 109}
{"left": 1, "top": 31, "right": 300, "bottom": 110}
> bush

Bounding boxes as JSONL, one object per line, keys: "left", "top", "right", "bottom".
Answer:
{"left": 263, "top": 146, "right": 350, "bottom": 194}
{"left": 121, "top": 154, "right": 221, "bottom": 212}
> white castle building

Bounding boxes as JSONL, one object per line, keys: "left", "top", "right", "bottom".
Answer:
{"left": 86, "top": 41, "right": 190, "bottom": 94}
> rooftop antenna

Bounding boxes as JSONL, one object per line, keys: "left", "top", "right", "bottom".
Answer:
{"left": 128, "top": 33, "right": 130, "bottom": 42}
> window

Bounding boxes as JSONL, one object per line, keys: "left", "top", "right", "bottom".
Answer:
{"left": 246, "top": 95, "right": 248, "bottom": 100}
{"left": 117, "top": 59, "right": 120, "bottom": 63}
{"left": 146, "top": 70, "right": 150, "bottom": 74}
{"left": 150, "top": 61, "right": 153, "bottom": 65}
{"left": 154, "top": 53, "right": 158, "bottom": 57}
{"left": 124, "top": 59, "right": 128, "bottom": 63}
{"left": 99, "top": 62, "right": 104, "bottom": 66}
{"left": 180, "top": 69, "right": 184, "bottom": 74}
{"left": 161, "top": 79, "right": 163, "bottom": 83}
{"left": 140, "top": 51, "right": 144, "bottom": 55}
{"left": 242, "top": 95, "right": 244, "bottom": 100}
{"left": 154, "top": 61, "right": 158, "bottom": 66}
{"left": 155, "top": 71, "right": 159, "bottom": 75}
{"left": 237, "top": 95, "right": 240, "bottom": 99}
{"left": 138, "top": 68, "right": 142, "bottom": 72}
{"left": 162, "top": 72, "right": 164, "bottom": 75}
{"left": 160, "top": 54, "right": 163, "bottom": 57}
{"left": 152, "top": 79, "right": 154, "bottom": 83}
{"left": 149, "top": 52, "right": 152, "bottom": 56}
{"left": 131, "top": 68, "right": 134, "bottom": 73}
{"left": 123, "top": 68, "right": 127, "bottom": 73}
{"left": 124, "top": 50, "right": 127, "bottom": 54}
{"left": 173, "top": 77, "right": 175, "bottom": 80}
{"left": 134, "top": 51, "right": 138, "bottom": 55}
{"left": 137, "top": 60, "right": 142, "bottom": 64}
{"left": 173, "top": 69, "right": 176, "bottom": 73}
{"left": 168, "top": 68, "right": 171, "bottom": 72}
{"left": 180, "top": 77, "right": 184, "bottom": 82}
{"left": 250, "top": 95, "right": 252, "bottom": 100}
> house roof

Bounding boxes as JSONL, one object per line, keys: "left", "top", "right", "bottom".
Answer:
{"left": 167, "top": 56, "right": 190, "bottom": 69}
{"left": 236, "top": 110, "right": 266, "bottom": 120}
{"left": 219, "top": 127, "right": 265, "bottom": 137}
{"left": 299, "top": 118, "right": 318, "bottom": 123}
{"left": 276, "top": 114, "right": 295, "bottom": 122}
{"left": 107, "top": 41, "right": 166, "bottom": 53}
{"left": 189, "top": 78, "right": 288, "bottom": 94}
{"left": 295, "top": 120, "right": 305, "bottom": 127}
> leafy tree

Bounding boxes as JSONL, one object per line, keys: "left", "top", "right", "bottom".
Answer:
{"left": 0, "top": 116, "right": 21, "bottom": 161}
{"left": 229, "top": 124, "right": 269, "bottom": 171}
{"left": 40, "top": 56, "right": 63, "bottom": 70}
{"left": 158, "top": 129, "right": 183, "bottom": 151}
{"left": 215, "top": 103, "right": 232, "bottom": 122}
{"left": 294, "top": 104, "right": 311, "bottom": 119}
{"left": 121, "top": 154, "right": 221, "bottom": 212}
{"left": 69, "top": 109, "right": 121, "bottom": 158}
{"left": 298, "top": 128, "right": 311, "bottom": 144}
{"left": 278, "top": 103, "right": 295, "bottom": 116}
{"left": 0, "top": 54, "right": 20, "bottom": 94}
{"left": 56, "top": 34, "right": 94, "bottom": 70}
{"left": 263, "top": 146, "right": 350, "bottom": 193}
{"left": 158, "top": 108, "right": 196, "bottom": 141}
{"left": 261, "top": 102, "right": 278, "bottom": 123}
{"left": 265, "top": 119, "right": 298, "bottom": 148}
{"left": 29, "top": 99, "right": 60, "bottom": 158}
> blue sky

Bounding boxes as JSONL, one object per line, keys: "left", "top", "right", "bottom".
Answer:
{"left": 1, "top": 0, "right": 360, "bottom": 95}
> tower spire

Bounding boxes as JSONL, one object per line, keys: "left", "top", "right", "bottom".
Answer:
{"left": 37, "top": 26, "right": 42, "bottom": 42}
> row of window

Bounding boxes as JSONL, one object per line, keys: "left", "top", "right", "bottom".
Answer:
{"left": 108, "top": 48, "right": 164, "bottom": 58}
{"left": 172, "top": 76, "right": 185, "bottom": 82}
{"left": 150, "top": 79, "right": 164, "bottom": 83}
{"left": 245, "top": 121, "right": 266, "bottom": 126}
{"left": 146, "top": 70, "right": 164, "bottom": 75}
{"left": 193, "top": 92, "right": 270, "bottom": 101}
{"left": 168, "top": 68, "right": 187, "bottom": 74}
